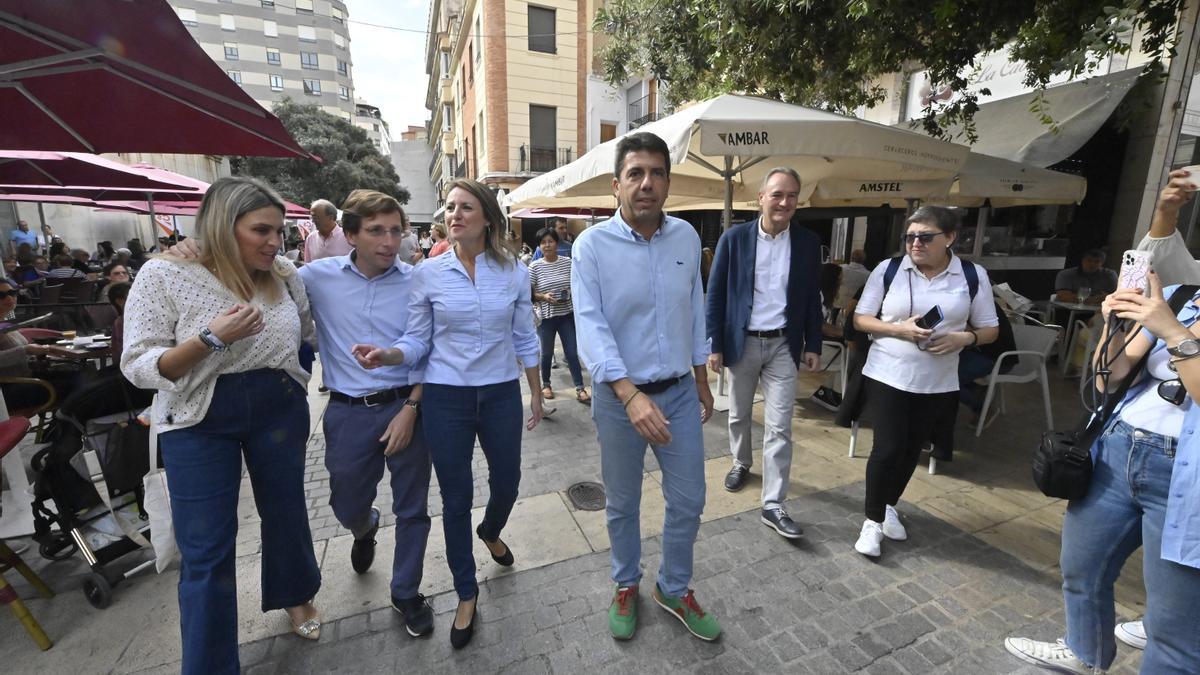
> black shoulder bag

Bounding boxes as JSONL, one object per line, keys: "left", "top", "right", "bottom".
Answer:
{"left": 1033, "top": 285, "right": 1197, "bottom": 500}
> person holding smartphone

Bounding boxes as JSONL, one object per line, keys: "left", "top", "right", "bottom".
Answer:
{"left": 529, "top": 226, "right": 589, "bottom": 402}
{"left": 851, "top": 206, "right": 999, "bottom": 558}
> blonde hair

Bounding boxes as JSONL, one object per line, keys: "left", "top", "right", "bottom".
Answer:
{"left": 446, "top": 179, "right": 514, "bottom": 266}
{"left": 190, "top": 176, "right": 290, "bottom": 302}
{"left": 431, "top": 222, "right": 448, "bottom": 240}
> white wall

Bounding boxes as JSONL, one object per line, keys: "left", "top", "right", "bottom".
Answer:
{"left": 586, "top": 75, "right": 627, "bottom": 150}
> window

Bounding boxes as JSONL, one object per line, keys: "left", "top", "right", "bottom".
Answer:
{"left": 440, "top": 50, "right": 450, "bottom": 79}
{"left": 338, "top": 85, "right": 349, "bottom": 100}
{"left": 295, "top": 0, "right": 314, "bottom": 14}
{"left": 475, "top": 16, "right": 482, "bottom": 67}
{"left": 302, "top": 78, "right": 321, "bottom": 95}
{"left": 337, "top": 59, "right": 348, "bottom": 76}
{"left": 298, "top": 25, "right": 316, "bottom": 42}
{"left": 300, "top": 51, "right": 319, "bottom": 69}
{"left": 263, "top": 20, "right": 277, "bottom": 37}
{"left": 527, "top": 6, "right": 555, "bottom": 53}
{"left": 443, "top": 104, "right": 453, "bottom": 131}
{"left": 478, "top": 110, "right": 486, "bottom": 153}
{"left": 334, "top": 33, "right": 345, "bottom": 49}
{"left": 270, "top": 74, "right": 284, "bottom": 91}
{"left": 176, "top": 7, "right": 197, "bottom": 25}
{"left": 467, "top": 44, "right": 474, "bottom": 82}
{"left": 529, "top": 104, "right": 557, "bottom": 171}
{"left": 332, "top": 6, "right": 344, "bottom": 24}
{"left": 223, "top": 42, "right": 239, "bottom": 61}
{"left": 266, "top": 47, "right": 281, "bottom": 65}
{"left": 373, "top": 123, "right": 380, "bottom": 132}
{"left": 220, "top": 14, "right": 235, "bottom": 31}
{"left": 227, "top": 70, "right": 242, "bottom": 84}
{"left": 261, "top": 0, "right": 275, "bottom": 7}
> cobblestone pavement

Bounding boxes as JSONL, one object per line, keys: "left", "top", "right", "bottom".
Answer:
{"left": 232, "top": 482, "right": 1142, "bottom": 675}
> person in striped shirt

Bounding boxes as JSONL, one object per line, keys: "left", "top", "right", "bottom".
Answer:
{"left": 529, "top": 226, "right": 588, "bottom": 402}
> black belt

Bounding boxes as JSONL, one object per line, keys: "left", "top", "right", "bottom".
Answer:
{"left": 746, "top": 327, "right": 786, "bottom": 338}
{"left": 329, "top": 385, "right": 414, "bottom": 407}
{"left": 636, "top": 375, "right": 685, "bottom": 395}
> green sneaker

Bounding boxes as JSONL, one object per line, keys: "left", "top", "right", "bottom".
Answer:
{"left": 653, "top": 586, "right": 721, "bottom": 641}
{"left": 608, "top": 584, "right": 638, "bottom": 640}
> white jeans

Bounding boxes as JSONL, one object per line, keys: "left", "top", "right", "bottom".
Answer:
{"left": 727, "top": 335, "right": 797, "bottom": 509}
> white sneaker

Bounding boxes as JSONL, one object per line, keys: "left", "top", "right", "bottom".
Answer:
{"left": 1003, "top": 637, "right": 1104, "bottom": 674}
{"left": 882, "top": 505, "right": 907, "bottom": 541}
{"left": 854, "top": 519, "right": 883, "bottom": 558}
{"left": 1114, "top": 620, "right": 1146, "bottom": 650}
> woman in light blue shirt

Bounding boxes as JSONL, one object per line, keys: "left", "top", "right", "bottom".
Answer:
{"left": 1005, "top": 274, "right": 1200, "bottom": 674}
{"left": 353, "top": 179, "right": 543, "bottom": 649}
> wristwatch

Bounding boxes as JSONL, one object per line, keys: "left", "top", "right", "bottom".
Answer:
{"left": 403, "top": 398, "right": 421, "bottom": 412}
{"left": 1167, "top": 337, "right": 1200, "bottom": 359}
{"left": 198, "top": 327, "right": 228, "bottom": 352}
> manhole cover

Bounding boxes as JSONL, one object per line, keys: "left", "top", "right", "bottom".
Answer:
{"left": 567, "top": 481, "right": 606, "bottom": 511}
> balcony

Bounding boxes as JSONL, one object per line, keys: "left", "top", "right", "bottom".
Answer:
{"left": 454, "top": 157, "right": 467, "bottom": 178}
{"left": 628, "top": 94, "right": 661, "bottom": 129}
{"left": 518, "top": 145, "right": 573, "bottom": 173}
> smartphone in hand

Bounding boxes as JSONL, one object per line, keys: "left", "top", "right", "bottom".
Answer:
{"left": 1117, "top": 250, "right": 1153, "bottom": 296}
{"left": 916, "top": 305, "right": 944, "bottom": 330}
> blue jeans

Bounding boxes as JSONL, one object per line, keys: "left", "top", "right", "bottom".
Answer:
{"left": 422, "top": 380, "right": 522, "bottom": 600}
{"left": 956, "top": 349, "right": 995, "bottom": 413}
{"left": 539, "top": 314, "right": 584, "bottom": 388}
{"left": 323, "top": 397, "right": 431, "bottom": 601}
{"left": 1062, "top": 419, "right": 1200, "bottom": 672}
{"left": 592, "top": 375, "right": 705, "bottom": 597}
{"left": 160, "top": 370, "right": 321, "bottom": 675}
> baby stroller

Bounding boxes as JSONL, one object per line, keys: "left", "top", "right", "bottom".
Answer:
{"left": 29, "top": 371, "right": 156, "bottom": 608}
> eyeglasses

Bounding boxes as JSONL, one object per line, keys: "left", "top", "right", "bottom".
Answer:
{"left": 1158, "top": 378, "right": 1189, "bottom": 405}
{"left": 0, "top": 290, "right": 20, "bottom": 298}
{"left": 903, "top": 232, "right": 942, "bottom": 245}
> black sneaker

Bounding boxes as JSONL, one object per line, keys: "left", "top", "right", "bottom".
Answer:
{"left": 724, "top": 464, "right": 750, "bottom": 492}
{"left": 392, "top": 594, "right": 434, "bottom": 637}
{"left": 809, "top": 386, "right": 842, "bottom": 412}
{"left": 761, "top": 507, "right": 804, "bottom": 539}
{"left": 351, "top": 507, "right": 380, "bottom": 574}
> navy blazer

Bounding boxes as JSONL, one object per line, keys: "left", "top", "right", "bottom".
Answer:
{"left": 705, "top": 217, "right": 824, "bottom": 368}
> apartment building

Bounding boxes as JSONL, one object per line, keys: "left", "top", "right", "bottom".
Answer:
{"left": 355, "top": 99, "right": 393, "bottom": 155}
{"left": 169, "top": 0, "right": 356, "bottom": 121}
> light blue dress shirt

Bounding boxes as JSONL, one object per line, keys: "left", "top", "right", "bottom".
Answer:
{"left": 1112, "top": 285, "right": 1200, "bottom": 568}
{"left": 571, "top": 210, "right": 707, "bottom": 385}
{"left": 298, "top": 253, "right": 422, "bottom": 397}
{"left": 393, "top": 250, "right": 540, "bottom": 386}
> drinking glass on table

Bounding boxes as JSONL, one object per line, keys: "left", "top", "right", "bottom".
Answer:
{"left": 1078, "top": 286, "right": 1091, "bottom": 304}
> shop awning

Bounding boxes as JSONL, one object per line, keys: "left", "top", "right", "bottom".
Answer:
{"left": 930, "top": 67, "right": 1142, "bottom": 168}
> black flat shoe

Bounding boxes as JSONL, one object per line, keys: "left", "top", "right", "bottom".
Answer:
{"left": 476, "top": 524, "right": 514, "bottom": 566}
{"left": 449, "top": 599, "right": 478, "bottom": 650}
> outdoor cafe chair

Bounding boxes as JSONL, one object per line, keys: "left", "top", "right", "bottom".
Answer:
{"left": 0, "top": 415, "right": 55, "bottom": 650}
{"left": 37, "top": 284, "right": 62, "bottom": 306}
{"left": 56, "top": 277, "right": 83, "bottom": 303}
{"left": 974, "top": 323, "right": 1061, "bottom": 437}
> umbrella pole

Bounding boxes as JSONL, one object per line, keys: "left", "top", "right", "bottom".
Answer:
{"left": 36, "top": 202, "right": 48, "bottom": 251}
{"left": 722, "top": 155, "right": 734, "bottom": 230}
{"left": 972, "top": 205, "right": 990, "bottom": 260}
{"left": 146, "top": 192, "right": 158, "bottom": 248}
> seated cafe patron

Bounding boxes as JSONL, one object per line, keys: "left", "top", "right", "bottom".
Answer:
{"left": 1054, "top": 248, "right": 1117, "bottom": 305}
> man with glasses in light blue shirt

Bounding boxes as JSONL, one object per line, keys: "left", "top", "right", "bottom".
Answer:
{"left": 297, "top": 190, "right": 435, "bottom": 639}
{"left": 572, "top": 131, "right": 719, "bottom": 643}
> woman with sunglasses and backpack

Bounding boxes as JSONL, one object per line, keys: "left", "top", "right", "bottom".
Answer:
{"left": 851, "top": 206, "right": 999, "bottom": 558}
{"left": 1005, "top": 271, "right": 1200, "bottom": 674}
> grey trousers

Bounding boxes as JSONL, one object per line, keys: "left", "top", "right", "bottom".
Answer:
{"left": 727, "top": 335, "right": 797, "bottom": 509}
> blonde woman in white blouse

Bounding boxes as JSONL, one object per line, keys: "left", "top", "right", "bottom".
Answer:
{"left": 121, "top": 177, "right": 322, "bottom": 675}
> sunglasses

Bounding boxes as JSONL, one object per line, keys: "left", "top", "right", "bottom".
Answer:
{"left": 903, "top": 232, "right": 943, "bottom": 245}
{"left": 0, "top": 290, "right": 19, "bottom": 298}
{"left": 1158, "top": 378, "right": 1189, "bottom": 405}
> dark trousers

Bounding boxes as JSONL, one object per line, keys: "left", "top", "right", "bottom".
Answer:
{"left": 323, "top": 397, "right": 431, "bottom": 601}
{"left": 863, "top": 377, "right": 958, "bottom": 523}
{"left": 539, "top": 314, "right": 584, "bottom": 388}
{"left": 422, "top": 380, "right": 522, "bottom": 600}
{"left": 160, "top": 370, "right": 321, "bottom": 675}
{"left": 957, "top": 349, "right": 996, "bottom": 413}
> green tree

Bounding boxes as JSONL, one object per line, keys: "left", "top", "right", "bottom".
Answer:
{"left": 596, "top": 0, "right": 1185, "bottom": 141}
{"left": 231, "top": 98, "right": 410, "bottom": 208}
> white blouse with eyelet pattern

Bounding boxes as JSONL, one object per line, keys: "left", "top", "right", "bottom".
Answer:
{"left": 120, "top": 257, "right": 314, "bottom": 432}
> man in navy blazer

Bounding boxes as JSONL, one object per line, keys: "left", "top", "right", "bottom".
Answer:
{"left": 705, "top": 167, "right": 824, "bottom": 539}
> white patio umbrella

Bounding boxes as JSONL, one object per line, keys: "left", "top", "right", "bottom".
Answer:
{"left": 503, "top": 94, "right": 972, "bottom": 227}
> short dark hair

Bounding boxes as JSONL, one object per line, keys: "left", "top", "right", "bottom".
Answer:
{"left": 107, "top": 281, "right": 131, "bottom": 308}
{"left": 614, "top": 132, "right": 671, "bottom": 178}
{"left": 1082, "top": 248, "right": 1106, "bottom": 263}
{"left": 905, "top": 205, "right": 959, "bottom": 235}
{"left": 103, "top": 261, "right": 128, "bottom": 277}
{"left": 536, "top": 227, "right": 560, "bottom": 243}
{"left": 53, "top": 254, "right": 73, "bottom": 268}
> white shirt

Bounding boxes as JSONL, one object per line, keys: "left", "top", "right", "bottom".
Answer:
{"left": 836, "top": 261, "right": 870, "bottom": 309}
{"left": 747, "top": 222, "right": 791, "bottom": 331}
{"left": 856, "top": 255, "right": 999, "bottom": 393}
{"left": 121, "top": 257, "right": 314, "bottom": 432}
{"left": 1136, "top": 229, "right": 1200, "bottom": 286}
{"left": 1117, "top": 341, "right": 1191, "bottom": 438}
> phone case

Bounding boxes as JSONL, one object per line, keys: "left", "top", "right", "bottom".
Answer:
{"left": 1118, "top": 250, "right": 1152, "bottom": 295}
